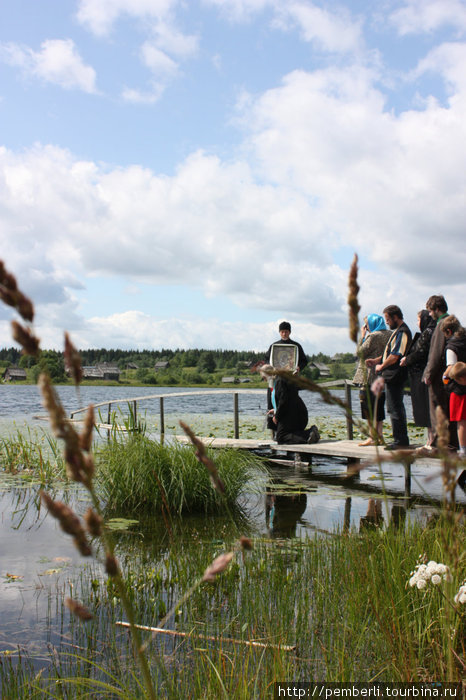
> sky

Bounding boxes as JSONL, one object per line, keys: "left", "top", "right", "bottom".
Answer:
{"left": 0, "top": 0, "right": 465, "bottom": 356}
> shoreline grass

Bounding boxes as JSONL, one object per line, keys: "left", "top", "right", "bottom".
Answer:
{"left": 1, "top": 519, "right": 464, "bottom": 698}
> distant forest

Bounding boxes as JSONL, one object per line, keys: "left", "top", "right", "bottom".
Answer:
{"left": 0, "top": 346, "right": 342, "bottom": 369}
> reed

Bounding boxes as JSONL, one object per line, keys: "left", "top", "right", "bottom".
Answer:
{"left": 95, "top": 435, "right": 264, "bottom": 515}
{"left": 0, "top": 428, "right": 66, "bottom": 483}
{"left": 3, "top": 518, "right": 464, "bottom": 697}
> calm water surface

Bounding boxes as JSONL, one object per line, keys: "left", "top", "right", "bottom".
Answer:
{"left": 0, "top": 384, "right": 463, "bottom": 667}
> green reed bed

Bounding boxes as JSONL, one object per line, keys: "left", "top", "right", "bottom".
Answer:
{"left": 95, "top": 435, "right": 265, "bottom": 515}
{"left": 4, "top": 517, "right": 464, "bottom": 698}
{"left": 0, "top": 428, "right": 66, "bottom": 483}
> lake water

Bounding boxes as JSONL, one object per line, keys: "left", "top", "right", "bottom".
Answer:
{"left": 0, "top": 384, "right": 464, "bottom": 670}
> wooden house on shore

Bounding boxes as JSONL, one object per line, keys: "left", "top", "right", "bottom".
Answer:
{"left": 3, "top": 367, "right": 27, "bottom": 382}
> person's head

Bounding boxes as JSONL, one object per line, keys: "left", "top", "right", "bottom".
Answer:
{"left": 366, "top": 313, "right": 386, "bottom": 333}
{"left": 426, "top": 295, "right": 448, "bottom": 320}
{"left": 449, "top": 361, "right": 466, "bottom": 386}
{"left": 383, "top": 305, "right": 403, "bottom": 330}
{"left": 441, "top": 314, "right": 464, "bottom": 339}
{"left": 278, "top": 321, "right": 291, "bottom": 340}
{"left": 417, "top": 309, "right": 431, "bottom": 332}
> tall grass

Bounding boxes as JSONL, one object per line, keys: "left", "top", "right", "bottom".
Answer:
{"left": 0, "top": 429, "right": 66, "bottom": 483}
{"left": 2, "top": 518, "right": 464, "bottom": 698}
{"left": 95, "top": 434, "right": 265, "bottom": 515}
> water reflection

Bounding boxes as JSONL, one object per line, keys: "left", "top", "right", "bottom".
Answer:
{"left": 265, "top": 487, "right": 308, "bottom": 539}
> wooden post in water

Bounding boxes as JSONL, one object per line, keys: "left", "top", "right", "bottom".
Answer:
{"left": 159, "top": 397, "right": 165, "bottom": 444}
{"left": 345, "top": 381, "right": 354, "bottom": 440}
{"left": 107, "top": 403, "right": 111, "bottom": 442}
{"left": 404, "top": 462, "right": 411, "bottom": 498}
{"left": 233, "top": 392, "right": 239, "bottom": 439}
{"left": 343, "top": 496, "right": 352, "bottom": 532}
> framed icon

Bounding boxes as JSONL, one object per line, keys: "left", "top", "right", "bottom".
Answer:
{"left": 269, "top": 343, "right": 298, "bottom": 371}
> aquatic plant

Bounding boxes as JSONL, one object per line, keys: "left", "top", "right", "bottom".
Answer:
{"left": 0, "top": 428, "right": 66, "bottom": 483}
{"left": 95, "top": 434, "right": 264, "bottom": 515}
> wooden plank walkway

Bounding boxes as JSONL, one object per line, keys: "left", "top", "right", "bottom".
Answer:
{"left": 173, "top": 436, "right": 440, "bottom": 467}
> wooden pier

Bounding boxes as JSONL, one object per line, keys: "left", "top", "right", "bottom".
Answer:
{"left": 173, "top": 435, "right": 438, "bottom": 467}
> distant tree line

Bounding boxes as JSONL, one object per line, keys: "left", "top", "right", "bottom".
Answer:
{"left": 0, "top": 346, "right": 357, "bottom": 383}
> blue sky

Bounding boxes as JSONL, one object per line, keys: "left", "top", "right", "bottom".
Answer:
{"left": 1, "top": 0, "right": 465, "bottom": 355}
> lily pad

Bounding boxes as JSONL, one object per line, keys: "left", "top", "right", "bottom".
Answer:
{"left": 105, "top": 517, "right": 139, "bottom": 531}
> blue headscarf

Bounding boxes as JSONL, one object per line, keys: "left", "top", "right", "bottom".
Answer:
{"left": 366, "top": 314, "right": 386, "bottom": 333}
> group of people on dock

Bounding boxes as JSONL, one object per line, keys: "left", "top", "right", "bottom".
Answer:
{"left": 354, "top": 296, "right": 466, "bottom": 457}
{"left": 261, "top": 296, "right": 466, "bottom": 462}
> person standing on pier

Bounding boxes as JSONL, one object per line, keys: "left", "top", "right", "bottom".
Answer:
{"left": 353, "top": 313, "right": 391, "bottom": 446}
{"left": 264, "top": 321, "right": 308, "bottom": 432}
{"left": 366, "top": 305, "right": 412, "bottom": 450}
{"left": 421, "top": 295, "right": 458, "bottom": 452}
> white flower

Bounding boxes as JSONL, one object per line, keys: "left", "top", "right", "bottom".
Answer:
{"left": 409, "top": 576, "right": 417, "bottom": 587}
{"left": 454, "top": 583, "right": 466, "bottom": 605}
{"left": 427, "top": 560, "right": 437, "bottom": 568}
{"left": 431, "top": 574, "right": 441, "bottom": 585}
{"left": 417, "top": 578, "right": 427, "bottom": 590}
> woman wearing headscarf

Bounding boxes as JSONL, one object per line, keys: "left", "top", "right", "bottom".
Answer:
{"left": 353, "top": 313, "right": 391, "bottom": 446}
{"left": 400, "top": 309, "right": 436, "bottom": 446}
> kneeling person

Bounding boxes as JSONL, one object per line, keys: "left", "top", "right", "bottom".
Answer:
{"left": 271, "top": 375, "right": 319, "bottom": 445}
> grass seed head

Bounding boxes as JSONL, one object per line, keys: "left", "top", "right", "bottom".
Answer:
{"left": 84, "top": 507, "right": 103, "bottom": 537}
{"left": 64, "top": 332, "right": 83, "bottom": 385}
{"left": 40, "top": 491, "right": 92, "bottom": 556}
{"left": 105, "top": 555, "right": 119, "bottom": 577}
{"left": 0, "top": 260, "right": 34, "bottom": 322}
{"left": 39, "top": 373, "right": 68, "bottom": 438}
{"left": 348, "top": 253, "right": 361, "bottom": 343}
{"left": 65, "top": 597, "right": 93, "bottom": 621}
{"left": 202, "top": 552, "right": 234, "bottom": 582}
{"left": 11, "top": 320, "right": 40, "bottom": 356}
{"left": 79, "top": 405, "right": 95, "bottom": 453}
{"left": 180, "top": 420, "right": 226, "bottom": 494}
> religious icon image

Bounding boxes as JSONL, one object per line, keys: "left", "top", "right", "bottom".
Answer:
{"left": 269, "top": 343, "right": 298, "bottom": 371}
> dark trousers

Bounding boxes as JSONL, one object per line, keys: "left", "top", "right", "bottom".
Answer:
{"left": 428, "top": 378, "right": 459, "bottom": 448}
{"left": 386, "top": 380, "right": 409, "bottom": 446}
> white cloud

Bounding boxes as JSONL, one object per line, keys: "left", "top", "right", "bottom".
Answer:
{"left": 413, "top": 41, "right": 466, "bottom": 95}
{"left": 205, "top": 0, "right": 363, "bottom": 54}
{"left": 149, "top": 20, "right": 199, "bottom": 58}
{"left": 202, "top": 0, "right": 271, "bottom": 22}
{"left": 273, "top": 1, "right": 363, "bottom": 54}
{"left": 76, "top": 0, "right": 178, "bottom": 36}
{"left": 140, "top": 43, "right": 178, "bottom": 75}
{"left": 0, "top": 39, "right": 97, "bottom": 93}
{"left": 391, "top": 0, "right": 466, "bottom": 36}
{"left": 62, "top": 312, "right": 350, "bottom": 354}
{"left": 241, "top": 64, "right": 466, "bottom": 284}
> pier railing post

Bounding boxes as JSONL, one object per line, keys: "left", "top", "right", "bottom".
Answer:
{"left": 107, "top": 403, "right": 111, "bottom": 442}
{"left": 345, "top": 381, "right": 354, "bottom": 440}
{"left": 159, "top": 397, "right": 165, "bottom": 444}
{"left": 233, "top": 392, "right": 239, "bottom": 439}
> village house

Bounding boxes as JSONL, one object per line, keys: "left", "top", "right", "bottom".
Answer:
{"left": 154, "top": 361, "right": 170, "bottom": 371}
{"left": 309, "top": 362, "right": 331, "bottom": 378}
{"left": 78, "top": 363, "right": 121, "bottom": 381}
{"left": 3, "top": 367, "right": 27, "bottom": 381}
